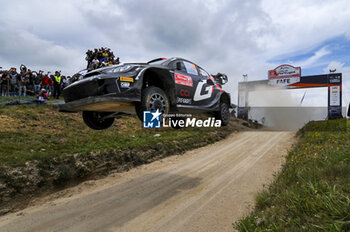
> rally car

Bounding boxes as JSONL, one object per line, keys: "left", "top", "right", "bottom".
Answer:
{"left": 59, "top": 57, "right": 232, "bottom": 129}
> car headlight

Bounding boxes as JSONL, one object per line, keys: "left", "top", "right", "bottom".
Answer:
{"left": 107, "top": 65, "right": 133, "bottom": 73}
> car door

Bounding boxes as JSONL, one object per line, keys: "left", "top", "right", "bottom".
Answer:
{"left": 192, "top": 66, "right": 219, "bottom": 107}
{"left": 173, "top": 60, "right": 201, "bottom": 106}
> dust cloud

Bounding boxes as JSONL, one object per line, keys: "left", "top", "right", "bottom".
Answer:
{"left": 246, "top": 85, "right": 327, "bottom": 131}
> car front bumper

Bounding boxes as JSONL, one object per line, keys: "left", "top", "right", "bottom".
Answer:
{"left": 59, "top": 95, "right": 137, "bottom": 113}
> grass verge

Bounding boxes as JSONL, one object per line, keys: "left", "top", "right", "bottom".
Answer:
{"left": 0, "top": 104, "right": 247, "bottom": 167}
{"left": 234, "top": 119, "right": 350, "bottom": 231}
{"left": 0, "top": 104, "right": 252, "bottom": 212}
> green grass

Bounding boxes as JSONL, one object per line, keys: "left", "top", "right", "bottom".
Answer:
{"left": 234, "top": 119, "right": 350, "bottom": 231}
{"left": 0, "top": 105, "right": 237, "bottom": 167}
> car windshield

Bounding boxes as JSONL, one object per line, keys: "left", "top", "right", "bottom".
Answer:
{"left": 148, "top": 58, "right": 167, "bottom": 66}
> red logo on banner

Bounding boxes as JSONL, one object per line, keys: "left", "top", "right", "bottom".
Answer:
{"left": 268, "top": 64, "right": 301, "bottom": 79}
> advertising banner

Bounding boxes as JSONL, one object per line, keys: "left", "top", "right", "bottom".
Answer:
{"left": 268, "top": 64, "right": 301, "bottom": 86}
{"left": 329, "top": 86, "right": 340, "bottom": 106}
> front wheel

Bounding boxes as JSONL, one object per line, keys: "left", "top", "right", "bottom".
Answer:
{"left": 215, "top": 102, "right": 230, "bottom": 126}
{"left": 135, "top": 86, "right": 169, "bottom": 121}
{"left": 82, "top": 111, "right": 115, "bottom": 130}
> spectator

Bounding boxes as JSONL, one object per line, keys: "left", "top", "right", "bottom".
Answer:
{"left": 107, "top": 57, "right": 114, "bottom": 66}
{"left": 66, "top": 76, "right": 71, "bottom": 85}
{"left": 48, "top": 75, "right": 54, "bottom": 96}
{"left": 91, "top": 56, "right": 100, "bottom": 69}
{"left": 8, "top": 68, "right": 19, "bottom": 95}
{"left": 0, "top": 65, "right": 72, "bottom": 98}
{"left": 62, "top": 76, "right": 70, "bottom": 89}
{"left": 41, "top": 73, "right": 49, "bottom": 92}
{"left": 18, "top": 72, "right": 29, "bottom": 97}
{"left": 97, "top": 49, "right": 102, "bottom": 61}
{"left": 33, "top": 72, "right": 42, "bottom": 94}
{"left": 26, "top": 69, "right": 37, "bottom": 93}
{"left": 101, "top": 59, "right": 108, "bottom": 67}
{"left": 115, "top": 57, "right": 120, "bottom": 65}
{"left": 19, "top": 64, "right": 27, "bottom": 76}
{"left": 26, "top": 88, "right": 49, "bottom": 104}
{"left": 36, "top": 88, "right": 49, "bottom": 103}
{"left": 53, "top": 71, "right": 62, "bottom": 99}
{"left": 1, "top": 71, "right": 10, "bottom": 96}
{"left": 85, "top": 47, "right": 120, "bottom": 70}
{"left": 101, "top": 50, "right": 109, "bottom": 62}
{"left": 85, "top": 50, "right": 93, "bottom": 69}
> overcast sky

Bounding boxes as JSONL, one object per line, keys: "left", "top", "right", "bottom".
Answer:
{"left": 0, "top": 0, "right": 350, "bottom": 108}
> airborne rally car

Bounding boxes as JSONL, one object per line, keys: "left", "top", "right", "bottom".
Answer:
{"left": 59, "top": 57, "right": 232, "bottom": 129}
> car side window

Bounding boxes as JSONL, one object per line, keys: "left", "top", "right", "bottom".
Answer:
{"left": 183, "top": 61, "right": 198, "bottom": 76}
{"left": 198, "top": 68, "right": 210, "bottom": 78}
{"left": 175, "top": 61, "right": 186, "bottom": 72}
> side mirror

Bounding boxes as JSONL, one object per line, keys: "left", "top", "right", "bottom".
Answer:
{"left": 176, "top": 62, "right": 182, "bottom": 71}
{"left": 207, "top": 79, "right": 214, "bottom": 85}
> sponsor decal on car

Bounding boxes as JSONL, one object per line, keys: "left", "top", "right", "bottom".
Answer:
{"left": 175, "top": 73, "right": 193, "bottom": 87}
{"left": 120, "top": 77, "right": 134, "bottom": 82}
{"left": 180, "top": 89, "right": 190, "bottom": 97}
{"left": 120, "top": 82, "right": 130, "bottom": 88}
{"left": 177, "top": 97, "right": 192, "bottom": 104}
{"left": 193, "top": 80, "right": 213, "bottom": 101}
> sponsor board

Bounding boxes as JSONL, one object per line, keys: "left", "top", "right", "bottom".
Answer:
{"left": 330, "top": 86, "right": 340, "bottom": 106}
{"left": 268, "top": 64, "right": 301, "bottom": 86}
{"left": 329, "top": 74, "right": 341, "bottom": 84}
{"left": 269, "top": 77, "right": 300, "bottom": 86}
{"left": 268, "top": 65, "right": 301, "bottom": 79}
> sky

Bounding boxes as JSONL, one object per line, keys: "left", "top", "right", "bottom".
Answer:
{"left": 0, "top": 0, "right": 350, "bottom": 109}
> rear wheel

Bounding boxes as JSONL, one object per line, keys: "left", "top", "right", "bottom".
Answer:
{"left": 135, "top": 86, "right": 169, "bottom": 121}
{"left": 82, "top": 111, "right": 115, "bottom": 130}
{"left": 215, "top": 102, "right": 230, "bottom": 126}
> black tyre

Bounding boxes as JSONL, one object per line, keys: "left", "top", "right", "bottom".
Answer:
{"left": 82, "top": 111, "right": 115, "bottom": 130}
{"left": 215, "top": 102, "right": 230, "bottom": 126}
{"left": 135, "top": 86, "right": 169, "bottom": 121}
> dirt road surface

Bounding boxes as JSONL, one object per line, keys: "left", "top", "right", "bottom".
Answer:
{"left": 0, "top": 131, "right": 295, "bottom": 232}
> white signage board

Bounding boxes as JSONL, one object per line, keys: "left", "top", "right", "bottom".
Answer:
{"left": 269, "top": 77, "right": 300, "bottom": 86}
{"left": 268, "top": 64, "right": 301, "bottom": 86}
{"left": 330, "top": 86, "right": 340, "bottom": 106}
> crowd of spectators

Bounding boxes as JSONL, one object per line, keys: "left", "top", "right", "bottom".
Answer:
{"left": 85, "top": 47, "right": 120, "bottom": 70}
{"left": 0, "top": 65, "right": 70, "bottom": 99}
{"left": 0, "top": 47, "right": 119, "bottom": 100}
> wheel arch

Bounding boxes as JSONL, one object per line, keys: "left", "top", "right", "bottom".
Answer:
{"left": 220, "top": 92, "right": 231, "bottom": 107}
{"left": 139, "top": 67, "right": 176, "bottom": 106}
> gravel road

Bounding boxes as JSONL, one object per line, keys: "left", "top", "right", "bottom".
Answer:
{"left": 0, "top": 131, "right": 295, "bottom": 232}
